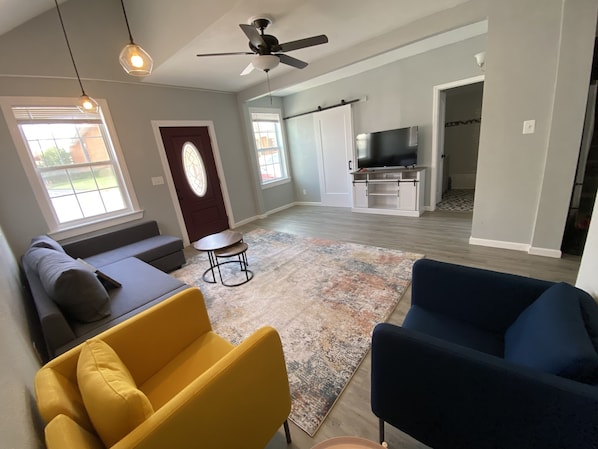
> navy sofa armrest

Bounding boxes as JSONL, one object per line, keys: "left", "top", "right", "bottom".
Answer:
{"left": 371, "top": 322, "right": 598, "bottom": 449}
{"left": 412, "top": 259, "right": 554, "bottom": 332}
{"left": 21, "top": 262, "right": 76, "bottom": 359}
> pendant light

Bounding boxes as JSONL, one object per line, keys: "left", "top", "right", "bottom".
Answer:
{"left": 119, "top": 0, "right": 153, "bottom": 76}
{"left": 54, "top": 0, "right": 98, "bottom": 113}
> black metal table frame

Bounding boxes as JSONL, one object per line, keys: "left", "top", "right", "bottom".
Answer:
{"left": 201, "top": 244, "right": 253, "bottom": 287}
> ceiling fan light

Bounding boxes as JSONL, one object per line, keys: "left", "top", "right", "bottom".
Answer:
{"left": 78, "top": 94, "right": 99, "bottom": 113}
{"left": 119, "top": 43, "right": 153, "bottom": 76}
{"left": 252, "top": 55, "right": 279, "bottom": 72}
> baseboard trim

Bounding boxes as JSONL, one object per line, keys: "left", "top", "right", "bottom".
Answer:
{"left": 469, "top": 237, "right": 530, "bottom": 252}
{"left": 469, "top": 237, "right": 562, "bottom": 258}
{"left": 528, "top": 246, "right": 562, "bottom": 258}
{"left": 293, "top": 201, "right": 323, "bottom": 207}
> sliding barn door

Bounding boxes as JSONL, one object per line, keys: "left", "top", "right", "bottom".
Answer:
{"left": 313, "top": 104, "right": 354, "bottom": 207}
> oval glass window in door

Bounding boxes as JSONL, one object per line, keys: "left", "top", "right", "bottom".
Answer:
{"left": 182, "top": 142, "right": 207, "bottom": 197}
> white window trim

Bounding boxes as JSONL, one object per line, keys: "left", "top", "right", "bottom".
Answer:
{"left": 248, "top": 107, "right": 291, "bottom": 189}
{"left": 0, "top": 96, "right": 142, "bottom": 240}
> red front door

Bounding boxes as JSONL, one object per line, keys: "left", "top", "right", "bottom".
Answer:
{"left": 160, "top": 126, "right": 229, "bottom": 242}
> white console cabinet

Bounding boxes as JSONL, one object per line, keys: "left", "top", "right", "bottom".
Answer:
{"left": 351, "top": 168, "right": 426, "bottom": 217}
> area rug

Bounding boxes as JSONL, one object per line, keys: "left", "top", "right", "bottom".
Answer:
{"left": 172, "top": 229, "right": 423, "bottom": 436}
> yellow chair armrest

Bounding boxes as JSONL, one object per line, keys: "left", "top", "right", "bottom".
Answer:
{"left": 45, "top": 414, "right": 104, "bottom": 449}
{"left": 114, "top": 326, "right": 291, "bottom": 449}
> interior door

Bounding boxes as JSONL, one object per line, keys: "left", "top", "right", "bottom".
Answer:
{"left": 160, "top": 126, "right": 228, "bottom": 242}
{"left": 314, "top": 104, "right": 354, "bottom": 207}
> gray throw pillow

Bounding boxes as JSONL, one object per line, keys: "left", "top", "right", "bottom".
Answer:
{"left": 32, "top": 247, "right": 111, "bottom": 322}
{"left": 30, "top": 235, "right": 66, "bottom": 253}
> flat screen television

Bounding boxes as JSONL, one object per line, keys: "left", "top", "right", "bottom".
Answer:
{"left": 356, "top": 126, "right": 418, "bottom": 169}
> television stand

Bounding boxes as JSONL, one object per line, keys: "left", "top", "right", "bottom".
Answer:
{"left": 351, "top": 167, "right": 425, "bottom": 216}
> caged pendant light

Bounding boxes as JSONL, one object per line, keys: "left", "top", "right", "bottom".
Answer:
{"left": 53, "top": 0, "right": 98, "bottom": 113}
{"left": 119, "top": 0, "right": 153, "bottom": 76}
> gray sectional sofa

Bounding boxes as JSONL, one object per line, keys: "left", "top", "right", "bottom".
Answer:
{"left": 22, "top": 220, "right": 189, "bottom": 360}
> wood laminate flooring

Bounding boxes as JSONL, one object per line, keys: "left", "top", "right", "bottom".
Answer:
{"left": 220, "top": 206, "right": 581, "bottom": 449}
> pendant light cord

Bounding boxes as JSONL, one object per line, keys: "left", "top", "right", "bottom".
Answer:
{"left": 120, "top": 0, "right": 135, "bottom": 44}
{"left": 54, "top": 0, "right": 86, "bottom": 94}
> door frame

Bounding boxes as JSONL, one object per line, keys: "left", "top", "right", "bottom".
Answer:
{"left": 431, "top": 74, "right": 484, "bottom": 210}
{"left": 152, "top": 120, "right": 234, "bottom": 246}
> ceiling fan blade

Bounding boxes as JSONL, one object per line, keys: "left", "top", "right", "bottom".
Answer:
{"left": 240, "top": 63, "right": 255, "bottom": 76}
{"left": 239, "top": 24, "right": 267, "bottom": 50}
{"left": 277, "top": 54, "right": 308, "bottom": 69}
{"left": 196, "top": 51, "right": 253, "bottom": 57}
{"left": 279, "top": 34, "right": 328, "bottom": 52}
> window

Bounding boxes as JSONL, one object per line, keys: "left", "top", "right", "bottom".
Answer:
{"left": 1, "top": 97, "right": 141, "bottom": 238}
{"left": 250, "top": 110, "right": 289, "bottom": 186}
{"left": 182, "top": 141, "right": 207, "bottom": 197}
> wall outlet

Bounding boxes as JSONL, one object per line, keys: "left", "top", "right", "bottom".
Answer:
{"left": 522, "top": 120, "right": 536, "bottom": 134}
{"left": 151, "top": 176, "right": 164, "bottom": 186}
{"left": 303, "top": 189, "right": 307, "bottom": 195}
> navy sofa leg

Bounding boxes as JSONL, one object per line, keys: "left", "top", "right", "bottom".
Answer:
{"left": 379, "top": 418, "right": 385, "bottom": 444}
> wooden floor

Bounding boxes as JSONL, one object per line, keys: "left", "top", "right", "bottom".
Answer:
{"left": 235, "top": 206, "right": 581, "bottom": 449}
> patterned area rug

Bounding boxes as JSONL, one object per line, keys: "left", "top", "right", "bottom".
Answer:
{"left": 172, "top": 229, "right": 423, "bottom": 436}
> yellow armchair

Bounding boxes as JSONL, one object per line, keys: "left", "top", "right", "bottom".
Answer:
{"left": 35, "top": 287, "right": 292, "bottom": 449}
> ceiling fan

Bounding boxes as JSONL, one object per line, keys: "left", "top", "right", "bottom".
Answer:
{"left": 196, "top": 16, "right": 328, "bottom": 75}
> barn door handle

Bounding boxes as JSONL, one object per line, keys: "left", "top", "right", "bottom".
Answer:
{"left": 348, "top": 160, "right": 352, "bottom": 171}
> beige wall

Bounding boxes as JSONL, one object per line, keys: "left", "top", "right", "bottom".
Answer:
{"left": 0, "top": 225, "right": 44, "bottom": 448}
{"left": 0, "top": 0, "right": 258, "bottom": 257}
{"left": 472, "top": 0, "right": 598, "bottom": 255}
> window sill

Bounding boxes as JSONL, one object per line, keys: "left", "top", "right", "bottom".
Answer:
{"left": 49, "top": 210, "right": 145, "bottom": 241}
{"left": 261, "top": 178, "right": 291, "bottom": 190}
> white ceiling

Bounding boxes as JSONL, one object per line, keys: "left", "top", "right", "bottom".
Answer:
{"left": 1, "top": 0, "right": 485, "bottom": 96}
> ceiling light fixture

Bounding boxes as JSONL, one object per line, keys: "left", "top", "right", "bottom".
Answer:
{"left": 251, "top": 55, "right": 280, "bottom": 72}
{"left": 119, "top": 0, "right": 153, "bottom": 76}
{"left": 53, "top": 0, "right": 98, "bottom": 113}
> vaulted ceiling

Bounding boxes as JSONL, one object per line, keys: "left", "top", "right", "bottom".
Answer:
{"left": 2, "top": 0, "right": 485, "bottom": 96}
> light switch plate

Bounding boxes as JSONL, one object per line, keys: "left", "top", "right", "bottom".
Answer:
{"left": 151, "top": 176, "right": 164, "bottom": 186}
{"left": 523, "top": 120, "right": 535, "bottom": 134}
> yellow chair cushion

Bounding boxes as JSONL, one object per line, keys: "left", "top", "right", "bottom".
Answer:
{"left": 140, "top": 331, "right": 234, "bottom": 410}
{"left": 77, "top": 339, "right": 154, "bottom": 447}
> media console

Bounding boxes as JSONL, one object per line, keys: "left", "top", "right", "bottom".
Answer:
{"left": 351, "top": 167, "right": 425, "bottom": 217}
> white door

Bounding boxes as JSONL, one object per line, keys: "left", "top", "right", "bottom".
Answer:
{"left": 314, "top": 104, "right": 354, "bottom": 207}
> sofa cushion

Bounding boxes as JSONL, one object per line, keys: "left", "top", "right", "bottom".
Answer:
{"left": 30, "top": 235, "right": 65, "bottom": 253}
{"left": 402, "top": 305, "right": 504, "bottom": 356}
{"left": 68, "top": 257, "right": 187, "bottom": 340}
{"left": 82, "top": 235, "right": 183, "bottom": 268}
{"left": 28, "top": 247, "right": 110, "bottom": 323}
{"left": 504, "top": 282, "right": 598, "bottom": 382}
{"left": 77, "top": 339, "right": 154, "bottom": 447}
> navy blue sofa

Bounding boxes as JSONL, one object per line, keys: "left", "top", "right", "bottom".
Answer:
{"left": 371, "top": 259, "right": 598, "bottom": 449}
